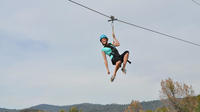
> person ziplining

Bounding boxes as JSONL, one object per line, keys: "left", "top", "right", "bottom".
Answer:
{"left": 100, "top": 19, "right": 131, "bottom": 82}
{"left": 67, "top": 0, "right": 200, "bottom": 82}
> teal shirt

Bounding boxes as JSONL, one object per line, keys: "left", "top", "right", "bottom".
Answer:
{"left": 101, "top": 43, "right": 115, "bottom": 59}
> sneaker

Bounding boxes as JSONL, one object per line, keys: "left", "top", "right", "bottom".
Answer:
{"left": 121, "top": 68, "right": 127, "bottom": 74}
{"left": 111, "top": 75, "right": 115, "bottom": 82}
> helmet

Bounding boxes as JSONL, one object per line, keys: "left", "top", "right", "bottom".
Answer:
{"left": 100, "top": 34, "right": 108, "bottom": 41}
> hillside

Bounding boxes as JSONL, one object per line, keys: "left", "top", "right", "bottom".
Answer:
{"left": 30, "top": 100, "right": 163, "bottom": 112}
{"left": 0, "top": 108, "right": 18, "bottom": 112}
{"left": 0, "top": 100, "right": 163, "bottom": 112}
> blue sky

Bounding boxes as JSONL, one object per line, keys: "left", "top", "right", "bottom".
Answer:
{"left": 0, "top": 0, "right": 200, "bottom": 109}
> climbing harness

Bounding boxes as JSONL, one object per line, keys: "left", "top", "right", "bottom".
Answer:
{"left": 104, "top": 43, "right": 131, "bottom": 64}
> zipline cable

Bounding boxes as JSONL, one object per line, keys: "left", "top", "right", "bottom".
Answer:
{"left": 192, "top": 0, "right": 200, "bottom": 6}
{"left": 117, "top": 19, "right": 200, "bottom": 47}
{"left": 68, "top": 0, "right": 110, "bottom": 18}
{"left": 68, "top": 0, "right": 200, "bottom": 47}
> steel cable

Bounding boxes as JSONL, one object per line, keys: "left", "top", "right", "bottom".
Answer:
{"left": 68, "top": 0, "right": 200, "bottom": 47}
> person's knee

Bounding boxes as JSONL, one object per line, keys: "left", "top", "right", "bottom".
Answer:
{"left": 125, "top": 50, "right": 129, "bottom": 55}
{"left": 116, "top": 60, "right": 122, "bottom": 65}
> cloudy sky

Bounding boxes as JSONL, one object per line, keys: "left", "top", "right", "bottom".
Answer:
{"left": 0, "top": 0, "right": 200, "bottom": 109}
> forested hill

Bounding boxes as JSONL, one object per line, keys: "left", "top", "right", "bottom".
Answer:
{"left": 0, "top": 100, "right": 163, "bottom": 112}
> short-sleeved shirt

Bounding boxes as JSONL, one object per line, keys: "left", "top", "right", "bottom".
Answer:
{"left": 101, "top": 43, "right": 116, "bottom": 59}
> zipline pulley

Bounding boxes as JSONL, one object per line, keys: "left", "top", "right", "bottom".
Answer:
{"left": 108, "top": 16, "right": 117, "bottom": 32}
{"left": 108, "top": 16, "right": 118, "bottom": 23}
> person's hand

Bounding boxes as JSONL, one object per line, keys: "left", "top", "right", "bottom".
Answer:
{"left": 107, "top": 71, "right": 110, "bottom": 75}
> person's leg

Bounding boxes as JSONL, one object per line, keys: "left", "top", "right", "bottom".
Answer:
{"left": 122, "top": 51, "right": 129, "bottom": 73}
{"left": 111, "top": 60, "right": 122, "bottom": 82}
{"left": 113, "top": 61, "right": 122, "bottom": 77}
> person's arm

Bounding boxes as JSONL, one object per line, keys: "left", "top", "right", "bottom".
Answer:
{"left": 102, "top": 51, "right": 110, "bottom": 75}
{"left": 112, "top": 26, "right": 120, "bottom": 47}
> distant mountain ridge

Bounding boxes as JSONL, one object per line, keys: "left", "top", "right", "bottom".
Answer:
{"left": 30, "top": 103, "right": 127, "bottom": 112}
{"left": 0, "top": 108, "right": 18, "bottom": 112}
{"left": 0, "top": 100, "right": 163, "bottom": 112}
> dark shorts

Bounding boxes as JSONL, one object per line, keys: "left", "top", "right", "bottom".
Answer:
{"left": 111, "top": 51, "right": 129, "bottom": 65}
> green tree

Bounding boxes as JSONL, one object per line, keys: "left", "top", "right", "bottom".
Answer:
{"left": 79, "top": 109, "right": 83, "bottom": 112}
{"left": 155, "top": 107, "right": 168, "bottom": 112}
{"left": 196, "top": 95, "right": 200, "bottom": 112}
{"left": 20, "top": 109, "right": 45, "bottom": 112}
{"left": 124, "top": 101, "right": 144, "bottom": 112}
{"left": 145, "top": 110, "right": 153, "bottom": 112}
{"left": 59, "top": 109, "right": 66, "bottom": 112}
{"left": 69, "top": 107, "right": 80, "bottom": 112}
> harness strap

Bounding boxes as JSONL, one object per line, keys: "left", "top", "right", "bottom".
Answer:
{"left": 127, "top": 60, "right": 131, "bottom": 64}
{"left": 104, "top": 44, "right": 131, "bottom": 64}
{"left": 104, "top": 43, "right": 120, "bottom": 57}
